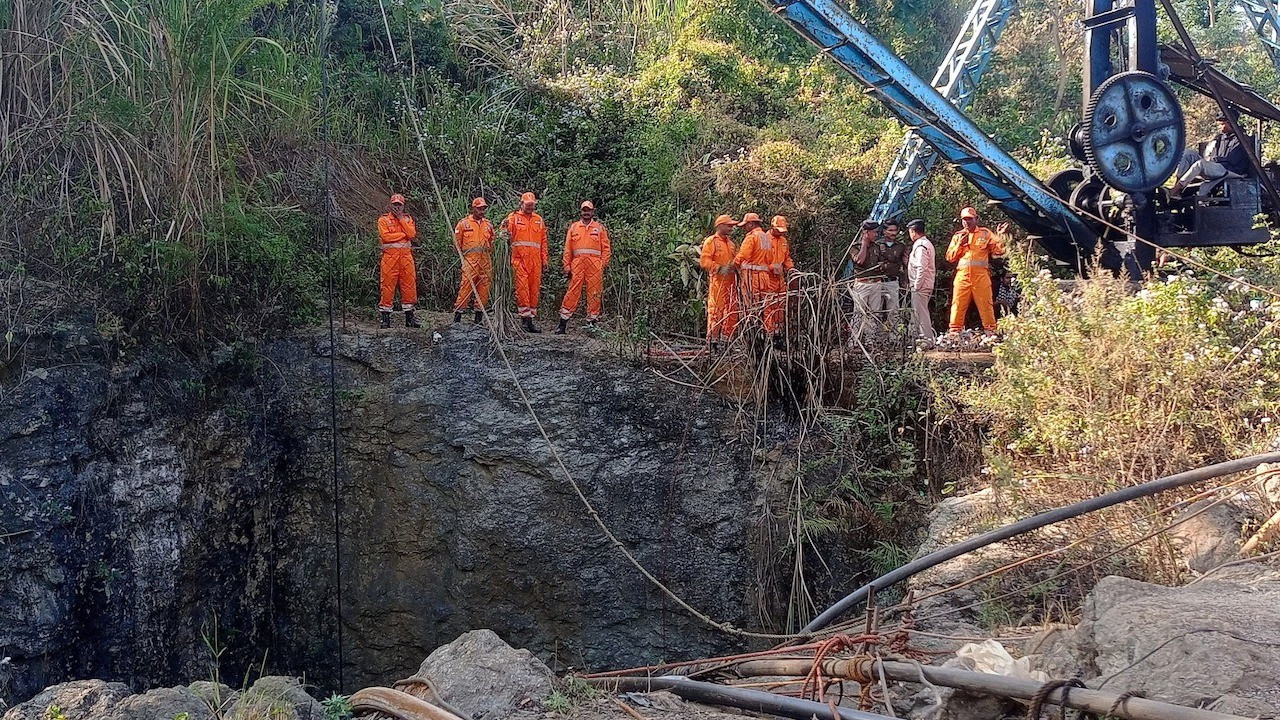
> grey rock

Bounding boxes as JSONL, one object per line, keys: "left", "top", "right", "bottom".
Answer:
{"left": 183, "top": 683, "right": 235, "bottom": 716}
{"left": 2, "top": 680, "right": 131, "bottom": 720}
{"left": 103, "top": 686, "right": 211, "bottom": 720}
{"left": 1167, "top": 499, "right": 1246, "bottom": 573}
{"left": 226, "top": 677, "right": 323, "bottom": 720}
{"left": 416, "top": 629, "right": 555, "bottom": 719}
{"left": 1071, "top": 570, "right": 1280, "bottom": 717}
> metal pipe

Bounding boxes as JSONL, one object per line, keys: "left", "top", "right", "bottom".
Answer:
{"left": 729, "top": 659, "right": 1252, "bottom": 720}
{"left": 803, "top": 453, "right": 1280, "bottom": 633}
{"left": 585, "top": 675, "right": 895, "bottom": 720}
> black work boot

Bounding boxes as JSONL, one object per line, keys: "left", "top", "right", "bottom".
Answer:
{"left": 379, "top": 311, "right": 391, "bottom": 329}
{"left": 405, "top": 310, "right": 420, "bottom": 329}
{"left": 453, "top": 311, "right": 462, "bottom": 324}
{"left": 473, "top": 310, "right": 484, "bottom": 325}
{"left": 555, "top": 318, "right": 568, "bottom": 335}
{"left": 585, "top": 319, "right": 597, "bottom": 332}
{"left": 522, "top": 318, "right": 542, "bottom": 334}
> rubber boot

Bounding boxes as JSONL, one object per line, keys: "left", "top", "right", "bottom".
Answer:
{"left": 522, "top": 318, "right": 542, "bottom": 334}
{"left": 379, "top": 311, "right": 391, "bottom": 329}
{"left": 405, "top": 310, "right": 420, "bottom": 329}
{"left": 555, "top": 318, "right": 568, "bottom": 335}
{"left": 473, "top": 310, "right": 484, "bottom": 325}
{"left": 453, "top": 311, "right": 462, "bottom": 324}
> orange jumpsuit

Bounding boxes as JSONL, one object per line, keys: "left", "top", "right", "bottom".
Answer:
{"left": 453, "top": 215, "right": 496, "bottom": 311}
{"left": 504, "top": 210, "right": 549, "bottom": 318}
{"left": 945, "top": 226, "right": 1005, "bottom": 332}
{"left": 559, "top": 220, "right": 611, "bottom": 321}
{"left": 699, "top": 233, "right": 739, "bottom": 341}
{"left": 733, "top": 228, "right": 794, "bottom": 333}
{"left": 378, "top": 212, "right": 418, "bottom": 312}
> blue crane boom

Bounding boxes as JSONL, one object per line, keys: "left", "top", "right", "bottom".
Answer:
{"left": 869, "top": 0, "right": 1018, "bottom": 225}
{"left": 761, "top": 0, "right": 1094, "bottom": 266}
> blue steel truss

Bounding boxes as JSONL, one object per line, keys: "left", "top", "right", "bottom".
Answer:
{"left": 869, "top": 0, "right": 1018, "bottom": 225}
{"left": 764, "top": 0, "right": 1093, "bottom": 255}
{"left": 1234, "top": 0, "right": 1280, "bottom": 76}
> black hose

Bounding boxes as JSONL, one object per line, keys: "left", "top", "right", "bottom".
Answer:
{"left": 589, "top": 676, "right": 894, "bottom": 720}
{"left": 803, "top": 452, "right": 1280, "bottom": 634}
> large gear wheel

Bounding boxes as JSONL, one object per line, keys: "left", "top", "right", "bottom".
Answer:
{"left": 1083, "top": 71, "right": 1185, "bottom": 194}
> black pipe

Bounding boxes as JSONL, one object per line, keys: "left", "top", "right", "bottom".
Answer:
{"left": 587, "top": 676, "right": 894, "bottom": 720}
{"left": 803, "top": 452, "right": 1280, "bottom": 633}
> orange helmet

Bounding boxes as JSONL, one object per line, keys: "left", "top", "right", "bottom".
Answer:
{"left": 714, "top": 214, "right": 739, "bottom": 228}
{"left": 739, "top": 212, "right": 763, "bottom": 225}
{"left": 580, "top": 200, "right": 595, "bottom": 210}
{"left": 471, "top": 197, "right": 488, "bottom": 208}
{"left": 390, "top": 193, "right": 406, "bottom": 205}
{"left": 521, "top": 192, "right": 538, "bottom": 204}
{"left": 959, "top": 206, "right": 978, "bottom": 219}
{"left": 771, "top": 215, "right": 789, "bottom": 231}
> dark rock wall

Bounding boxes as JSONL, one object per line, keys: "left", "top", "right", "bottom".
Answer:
{"left": 0, "top": 324, "right": 763, "bottom": 704}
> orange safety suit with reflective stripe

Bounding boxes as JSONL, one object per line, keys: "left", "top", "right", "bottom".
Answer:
{"left": 733, "top": 228, "right": 794, "bottom": 333}
{"left": 453, "top": 215, "right": 496, "bottom": 311}
{"left": 504, "top": 211, "right": 549, "bottom": 318}
{"left": 559, "top": 220, "right": 611, "bottom": 321}
{"left": 699, "top": 233, "right": 739, "bottom": 341}
{"left": 945, "top": 226, "right": 1005, "bottom": 332}
{"left": 378, "top": 213, "right": 418, "bottom": 312}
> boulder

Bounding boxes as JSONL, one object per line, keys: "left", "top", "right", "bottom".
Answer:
{"left": 2, "top": 680, "right": 130, "bottom": 720}
{"left": 1072, "top": 568, "right": 1280, "bottom": 717}
{"left": 415, "top": 629, "right": 556, "bottom": 719}
{"left": 226, "top": 677, "right": 323, "bottom": 720}
{"left": 103, "top": 686, "right": 211, "bottom": 720}
{"left": 1166, "top": 499, "right": 1246, "bottom": 573}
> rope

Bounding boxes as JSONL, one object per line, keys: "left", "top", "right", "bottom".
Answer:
{"left": 370, "top": 0, "right": 797, "bottom": 642}
{"left": 1026, "top": 677, "right": 1085, "bottom": 720}
{"left": 319, "top": 6, "right": 345, "bottom": 689}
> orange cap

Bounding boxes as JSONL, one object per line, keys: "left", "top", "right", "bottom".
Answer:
{"left": 390, "top": 193, "right": 405, "bottom": 205}
{"left": 714, "top": 214, "right": 738, "bottom": 227}
{"left": 740, "top": 212, "right": 763, "bottom": 225}
{"left": 771, "top": 215, "right": 789, "bottom": 231}
{"left": 521, "top": 192, "right": 537, "bottom": 204}
{"left": 580, "top": 200, "right": 595, "bottom": 210}
{"left": 959, "top": 206, "right": 978, "bottom": 219}
{"left": 472, "top": 197, "right": 488, "bottom": 208}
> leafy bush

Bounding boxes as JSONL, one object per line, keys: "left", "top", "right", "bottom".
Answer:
{"left": 971, "top": 268, "right": 1280, "bottom": 491}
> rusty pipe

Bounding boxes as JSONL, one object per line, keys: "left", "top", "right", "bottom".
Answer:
{"left": 585, "top": 675, "right": 895, "bottom": 720}
{"left": 349, "top": 687, "right": 468, "bottom": 720}
{"left": 729, "top": 658, "right": 1252, "bottom": 720}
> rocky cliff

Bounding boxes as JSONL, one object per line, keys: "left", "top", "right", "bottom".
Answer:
{"left": 0, "top": 316, "right": 766, "bottom": 705}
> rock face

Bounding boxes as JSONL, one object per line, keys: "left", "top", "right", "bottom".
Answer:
{"left": 1072, "top": 568, "right": 1280, "bottom": 718}
{"left": 0, "top": 318, "right": 762, "bottom": 704}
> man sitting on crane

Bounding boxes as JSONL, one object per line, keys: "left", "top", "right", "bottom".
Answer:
{"left": 1170, "top": 109, "right": 1254, "bottom": 196}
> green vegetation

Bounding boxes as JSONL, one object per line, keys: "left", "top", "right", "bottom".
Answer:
{"left": 321, "top": 693, "right": 353, "bottom": 720}
{"left": 4, "top": 0, "right": 1271, "bottom": 343}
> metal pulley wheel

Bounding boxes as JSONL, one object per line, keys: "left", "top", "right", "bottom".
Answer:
{"left": 1082, "top": 71, "right": 1185, "bottom": 194}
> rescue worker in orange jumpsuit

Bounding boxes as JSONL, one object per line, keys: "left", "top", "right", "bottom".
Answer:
{"left": 556, "top": 201, "right": 611, "bottom": 334}
{"left": 378, "top": 193, "right": 419, "bottom": 329}
{"left": 502, "top": 192, "right": 550, "bottom": 333}
{"left": 733, "top": 214, "right": 795, "bottom": 335}
{"left": 699, "top": 214, "right": 739, "bottom": 347}
{"left": 946, "top": 206, "right": 1009, "bottom": 335}
{"left": 453, "top": 197, "right": 496, "bottom": 325}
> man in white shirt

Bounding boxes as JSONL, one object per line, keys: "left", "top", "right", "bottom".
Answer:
{"left": 906, "top": 219, "right": 936, "bottom": 341}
